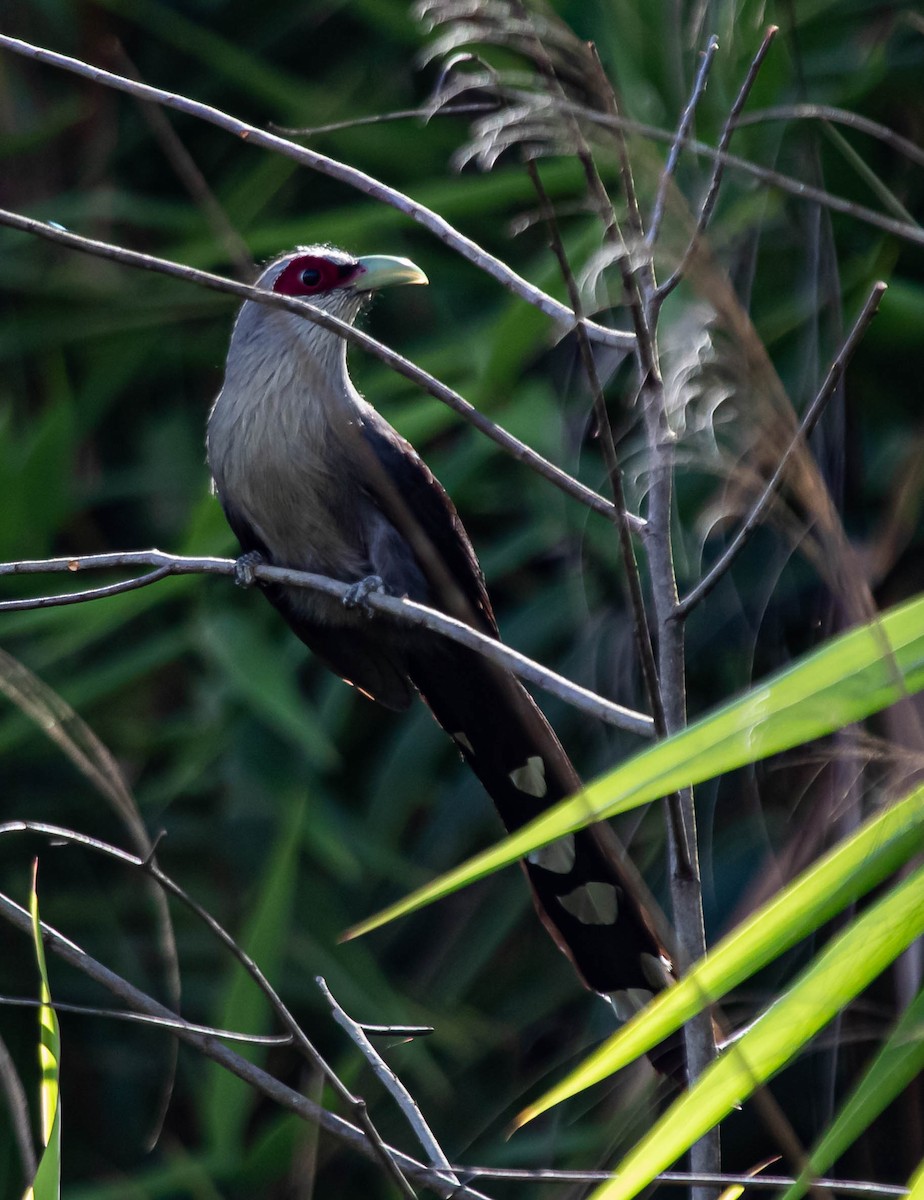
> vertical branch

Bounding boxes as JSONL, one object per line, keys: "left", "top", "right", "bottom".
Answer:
{"left": 317, "top": 978, "right": 460, "bottom": 1192}
{"left": 657, "top": 26, "right": 778, "bottom": 304}
{"left": 523, "top": 159, "right": 663, "bottom": 745}
{"left": 511, "top": 24, "right": 720, "bottom": 1180}
{"left": 579, "top": 25, "right": 724, "bottom": 1194}
{"left": 648, "top": 35, "right": 720, "bottom": 248}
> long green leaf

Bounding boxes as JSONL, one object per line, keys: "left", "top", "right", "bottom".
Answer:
{"left": 344, "top": 593, "right": 924, "bottom": 941}
{"left": 780, "top": 985, "right": 924, "bottom": 1200}
{"left": 515, "top": 782, "right": 924, "bottom": 1125}
{"left": 202, "top": 794, "right": 306, "bottom": 1160}
{"left": 23, "top": 862, "right": 61, "bottom": 1200}
{"left": 588, "top": 865, "right": 924, "bottom": 1200}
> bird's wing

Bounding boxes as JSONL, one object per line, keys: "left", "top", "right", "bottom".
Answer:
{"left": 357, "top": 411, "right": 499, "bottom": 639}
{"left": 216, "top": 491, "right": 416, "bottom": 711}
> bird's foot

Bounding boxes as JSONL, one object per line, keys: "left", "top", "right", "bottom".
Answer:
{"left": 234, "top": 550, "right": 265, "bottom": 588}
{"left": 342, "top": 574, "right": 385, "bottom": 613}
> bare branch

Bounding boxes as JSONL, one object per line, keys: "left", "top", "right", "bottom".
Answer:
{"left": 648, "top": 34, "right": 720, "bottom": 248}
{"left": 592, "top": 25, "right": 718, "bottom": 1171}
{"left": 585, "top": 42, "right": 646, "bottom": 242}
{"left": 0, "top": 1033, "right": 35, "bottom": 1186}
{"left": 0, "top": 32, "right": 634, "bottom": 349}
{"left": 735, "top": 103, "right": 924, "bottom": 171}
{"left": 356, "top": 1022, "right": 434, "bottom": 1039}
{"left": 0, "top": 551, "right": 655, "bottom": 737}
{"left": 0, "top": 646, "right": 182, "bottom": 1148}
{"left": 481, "top": 82, "right": 924, "bottom": 248}
{"left": 0, "top": 995, "right": 293, "bottom": 1044}
{"left": 657, "top": 26, "right": 778, "bottom": 303}
{"left": 0, "top": 822, "right": 419, "bottom": 1198}
{"left": 107, "top": 41, "right": 255, "bottom": 282}
{"left": 271, "top": 102, "right": 499, "bottom": 137}
{"left": 523, "top": 159, "right": 666, "bottom": 741}
{"left": 505, "top": 20, "right": 671, "bottom": 764}
{"left": 0, "top": 205, "right": 642, "bottom": 533}
{"left": 676, "top": 281, "right": 887, "bottom": 617}
{"left": 505, "top": 15, "right": 715, "bottom": 1180}
{"left": 318, "top": 978, "right": 460, "bottom": 1191}
{"left": 452, "top": 1166, "right": 907, "bottom": 1197}
{"left": 0, "top": 565, "right": 173, "bottom": 610}
{"left": 0, "top": 889, "right": 493, "bottom": 1200}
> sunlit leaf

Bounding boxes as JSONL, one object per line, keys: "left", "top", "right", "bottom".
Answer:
{"left": 780, "top": 985, "right": 924, "bottom": 1200}
{"left": 908, "top": 1156, "right": 924, "bottom": 1200}
{"left": 515, "top": 783, "right": 924, "bottom": 1125}
{"left": 585, "top": 865, "right": 924, "bottom": 1200}
{"left": 23, "top": 862, "right": 61, "bottom": 1200}
{"left": 345, "top": 593, "right": 924, "bottom": 941}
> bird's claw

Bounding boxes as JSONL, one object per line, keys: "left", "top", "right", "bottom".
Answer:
{"left": 234, "top": 551, "right": 265, "bottom": 588}
{"left": 342, "top": 574, "right": 385, "bottom": 613}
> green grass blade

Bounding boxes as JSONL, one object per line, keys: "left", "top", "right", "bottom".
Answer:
{"left": 201, "top": 794, "right": 305, "bottom": 1160}
{"left": 585, "top": 865, "right": 924, "bottom": 1200}
{"left": 779, "top": 985, "right": 924, "bottom": 1200}
{"left": 344, "top": 593, "right": 924, "bottom": 941}
{"left": 514, "top": 783, "right": 924, "bottom": 1125}
{"left": 908, "top": 1157, "right": 924, "bottom": 1199}
{"left": 23, "top": 863, "right": 61, "bottom": 1200}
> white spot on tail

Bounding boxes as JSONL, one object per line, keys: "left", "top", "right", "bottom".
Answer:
{"left": 452, "top": 731, "right": 474, "bottom": 754}
{"left": 640, "top": 952, "right": 673, "bottom": 990}
{"left": 509, "top": 755, "right": 547, "bottom": 797}
{"left": 557, "top": 881, "right": 619, "bottom": 925}
{"left": 527, "top": 835, "right": 576, "bottom": 874}
{"left": 607, "top": 987, "right": 655, "bottom": 1022}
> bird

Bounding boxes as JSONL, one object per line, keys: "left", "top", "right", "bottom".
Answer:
{"left": 206, "top": 245, "right": 679, "bottom": 1076}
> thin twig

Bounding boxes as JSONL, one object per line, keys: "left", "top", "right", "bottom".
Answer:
{"left": 587, "top": 28, "right": 719, "bottom": 1184}
{"left": 452, "top": 1166, "right": 907, "bottom": 1197}
{"left": 524, "top": 161, "right": 663, "bottom": 701}
{"left": 271, "top": 102, "right": 498, "bottom": 137}
{"left": 0, "top": 890, "right": 492, "bottom": 1200}
{"left": 0, "top": 32, "right": 633, "bottom": 349}
{"left": 0, "top": 995, "right": 293, "bottom": 1043}
{"left": 318, "top": 978, "right": 460, "bottom": 1191}
{"left": 475, "top": 81, "right": 924, "bottom": 247}
{"left": 676, "top": 281, "right": 887, "bottom": 616}
{"left": 510, "top": 19, "right": 670, "bottom": 772}
{"left": 0, "top": 823, "right": 418, "bottom": 1199}
{"left": 0, "top": 564, "right": 174, "bottom": 610}
{"left": 283, "top": 91, "right": 924, "bottom": 240}
{"left": 580, "top": 38, "right": 702, "bottom": 877}
{"left": 0, "top": 551, "right": 655, "bottom": 737}
{"left": 734, "top": 103, "right": 924, "bottom": 170}
{"left": 0, "top": 206, "right": 641, "bottom": 534}
{"left": 0, "top": 647, "right": 182, "bottom": 1150}
{"left": 108, "top": 41, "right": 255, "bottom": 281}
{"left": 515, "top": 19, "right": 717, "bottom": 1185}
{"left": 586, "top": 43, "right": 646, "bottom": 243}
{"left": 0, "top": 1033, "right": 35, "bottom": 1186}
{"left": 357, "top": 1023, "right": 434, "bottom": 1038}
{"left": 648, "top": 34, "right": 720, "bottom": 248}
{"left": 658, "top": 25, "right": 778, "bottom": 303}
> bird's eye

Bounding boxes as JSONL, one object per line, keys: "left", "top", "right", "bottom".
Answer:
{"left": 299, "top": 268, "right": 322, "bottom": 287}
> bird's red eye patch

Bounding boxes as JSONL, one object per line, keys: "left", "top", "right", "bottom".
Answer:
{"left": 273, "top": 255, "right": 360, "bottom": 296}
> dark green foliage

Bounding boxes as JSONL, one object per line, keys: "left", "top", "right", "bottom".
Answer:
{"left": 2, "top": 0, "right": 923, "bottom": 1196}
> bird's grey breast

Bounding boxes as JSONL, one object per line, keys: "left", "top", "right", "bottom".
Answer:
{"left": 207, "top": 307, "right": 371, "bottom": 584}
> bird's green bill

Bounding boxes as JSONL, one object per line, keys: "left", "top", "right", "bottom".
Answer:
{"left": 354, "top": 254, "right": 428, "bottom": 290}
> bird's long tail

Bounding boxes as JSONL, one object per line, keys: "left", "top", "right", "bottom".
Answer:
{"left": 406, "top": 639, "right": 684, "bottom": 1082}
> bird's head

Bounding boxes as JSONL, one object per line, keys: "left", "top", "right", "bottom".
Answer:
{"left": 262, "top": 244, "right": 428, "bottom": 324}
{"left": 222, "top": 245, "right": 427, "bottom": 410}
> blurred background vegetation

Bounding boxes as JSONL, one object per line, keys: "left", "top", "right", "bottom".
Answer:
{"left": 1, "top": 0, "right": 923, "bottom": 1196}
